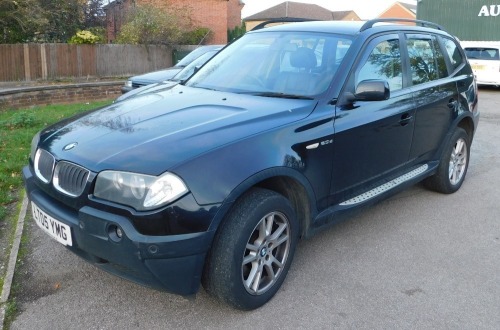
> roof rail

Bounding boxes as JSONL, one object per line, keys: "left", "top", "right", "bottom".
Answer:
{"left": 360, "top": 18, "right": 444, "bottom": 32}
{"left": 250, "top": 17, "right": 318, "bottom": 31}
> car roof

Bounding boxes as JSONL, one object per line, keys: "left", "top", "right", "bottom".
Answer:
{"left": 176, "top": 45, "right": 225, "bottom": 66}
{"left": 251, "top": 21, "right": 365, "bottom": 35}
{"left": 249, "top": 19, "right": 451, "bottom": 38}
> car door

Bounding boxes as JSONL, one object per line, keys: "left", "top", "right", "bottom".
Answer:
{"left": 405, "top": 33, "right": 457, "bottom": 162}
{"left": 331, "top": 34, "right": 416, "bottom": 204}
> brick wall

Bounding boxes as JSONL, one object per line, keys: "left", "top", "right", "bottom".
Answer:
{"left": 105, "top": 0, "right": 243, "bottom": 44}
{"left": 167, "top": 0, "right": 229, "bottom": 44}
{"left": 228, "top": 0, "right": 245, "bottom": 31}
{"left": 0, "top": 83, "right": 122, "bottom": 111}
{"left": 105, "top": 1, "right": 134, "bottom": 43}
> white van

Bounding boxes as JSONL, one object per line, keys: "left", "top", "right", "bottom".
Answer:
{"left": 461, "top": 41, "right": 500, "bottom": 86}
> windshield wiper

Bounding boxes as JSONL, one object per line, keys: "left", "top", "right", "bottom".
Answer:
{"left": 238, "top": 91, "right": 314, "bottom": 100}
{"left": 190, "top": 85, "right": 218, "bottom": 91}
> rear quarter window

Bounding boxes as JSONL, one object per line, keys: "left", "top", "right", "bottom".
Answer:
{"left": 442, "top": 37, "right": 464, "bottom": 71}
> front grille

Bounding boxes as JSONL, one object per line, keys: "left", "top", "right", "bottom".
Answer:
{"left": 34, "top": 149, "right": 55, "bottom": 183}
{"left": 53, "top": 161, "right": 90, "bottom": 197}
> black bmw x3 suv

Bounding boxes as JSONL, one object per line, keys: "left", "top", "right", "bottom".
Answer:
{"left": 24, "top": 19, "right": 479, "bottom": 310}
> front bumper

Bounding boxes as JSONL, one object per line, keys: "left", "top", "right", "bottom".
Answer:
{"left": 23, "top": 166, "right": 217, "bottom": 295}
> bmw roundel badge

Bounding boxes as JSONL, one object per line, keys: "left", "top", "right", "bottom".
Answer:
{"left": 63, "top": 142, "right": 78, "bottom": 151}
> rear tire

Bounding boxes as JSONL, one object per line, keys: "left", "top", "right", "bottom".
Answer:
{"left": 424, "top": 127, "right": 470, "bottom": 194}
{"left": 202, "top": 188, "right": 299, "bottom": 310}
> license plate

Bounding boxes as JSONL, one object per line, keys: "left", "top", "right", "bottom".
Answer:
{"left": 31, "top": 201, "right": 73, "bottom": 246}
{"left": 472, "top": 64, "right": 485, "bottom": 70}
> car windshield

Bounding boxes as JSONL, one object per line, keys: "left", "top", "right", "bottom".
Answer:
{"left": 465, "top": 47, "right": 500, "bottom": 60}
{"left": 172, "top": 50, "right": 219, "bottom": 82}
{"left": 186, "top": 31, "right": 352, "bottom": 97}
{"left": 176, "top": 46, "right": 217, "bottom": 67}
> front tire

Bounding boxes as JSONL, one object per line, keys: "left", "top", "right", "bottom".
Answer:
{"left": 202, "top": 188, "right": 299, "bottom": 310}
{"left": 424, "top": 127, "right": 470, "bottom": 194}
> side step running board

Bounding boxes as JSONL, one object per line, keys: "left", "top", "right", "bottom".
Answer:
{"left": 339, "top": 164, "right": 429, "bottom": 206}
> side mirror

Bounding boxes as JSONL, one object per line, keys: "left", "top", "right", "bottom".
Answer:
{"left": 355, "top": 79, "right": 390, "bottom": 101}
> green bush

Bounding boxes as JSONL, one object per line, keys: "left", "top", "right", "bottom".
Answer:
{"left": 228, "top": 22, "right": 246, "bottom": 42}
{"left": 182, "top": 27, "right": 212, "bottom": 45}
{"left": 116, "top": 5, "right": 190, "bottom": 45}
{"left": 115, "top": 4, "right": 211, "bottom": 46}
{"left": 68, "top": 30, "right": 101, "bottom": 44}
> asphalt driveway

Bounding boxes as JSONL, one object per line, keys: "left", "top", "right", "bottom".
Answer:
{"left": 9, "top": 89, "right": 500, "bottom": 330}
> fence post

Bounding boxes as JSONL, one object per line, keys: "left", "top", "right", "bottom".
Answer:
{"left": 77, "top": 45, "right": 82, "bottom": 77}
{"left": 41, "top": 44, "right": 48, "bottom": 80}
{"left": 23, "top": 44, "right": 31, "bottom": 81}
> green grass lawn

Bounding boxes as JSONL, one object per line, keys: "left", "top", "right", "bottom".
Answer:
{"left": 0, "top": 100, "right": 111, "bottom": 328}
{"left": 0, "top": 100, "right": 112, "bottom": 223}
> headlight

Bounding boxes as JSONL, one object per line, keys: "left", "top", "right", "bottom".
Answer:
{"left": 94, "top": 171, "right": 188, "bottom": 211}
{"left": 124, "top": 80, "right": 132, "bottom": 88}
{"left": 30, "top": 131, "right": 41, "bottom": 162}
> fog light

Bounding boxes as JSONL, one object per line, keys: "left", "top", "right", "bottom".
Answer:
{"left": 148, "top": 245, "right": 159, "bottom": 254}
{"left": 108, "top": 224, "right": 124, "bottom": 242}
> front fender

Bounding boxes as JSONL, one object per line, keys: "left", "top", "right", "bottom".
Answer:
{"left": 172, "top": 128, "right": 310, "bottom": 206}
{"left": 205, "top": 166, "right": 318, "bottom": 235}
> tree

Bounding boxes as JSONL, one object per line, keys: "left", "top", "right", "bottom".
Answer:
{"left": 0, "top": 0, "right": 106, "bottom": 43}
{"left": 83, "top": 0, "right": 106, "bottom": 30}
{"left": 0, "top": 0, "right": 47, "bottom": 43}
{"left": 37, "top": 0, "right": 86, "bottom": 42}
{"left": 116, "top": 4, "right": 210, "bottom": 45}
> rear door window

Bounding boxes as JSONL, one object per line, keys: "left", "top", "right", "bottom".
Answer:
{"left": 406, "top": 34, "right": 447, "bottom": 85}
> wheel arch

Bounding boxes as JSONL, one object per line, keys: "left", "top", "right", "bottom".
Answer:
{"left": 212, "top": 167, "right": 317, "bottom": 239}
{"left": 433, "top": 113, "right": 475, "bottom": 166}
{"left": 456, "top": 115, "right": 475, "bottom": 140}
{"left": 256, "top": 175, "right": 312, "bottom": 238}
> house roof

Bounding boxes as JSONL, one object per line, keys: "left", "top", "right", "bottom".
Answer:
{"left": 377, "top": 1, "right": 417, "bottom": 18}
{"left": 244, "top": 1, "right": 334, "bottom": 21}
{"left": 331, "top": 11, "right": 359, "bottom": 20}
{"left": 399, "top": 2, "right": 417, "bottom": 14}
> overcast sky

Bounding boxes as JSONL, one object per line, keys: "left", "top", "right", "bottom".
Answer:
{"left": 241, "top": 0, "right": 417, "bottom": 20}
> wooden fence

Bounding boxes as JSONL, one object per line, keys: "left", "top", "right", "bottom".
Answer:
{"left": 0, "top": 44, "right": 197, "bottom": 82}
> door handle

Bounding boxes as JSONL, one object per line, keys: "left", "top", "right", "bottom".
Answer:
{"left": 399, "top": 113, "right": 413, "bottom": 126}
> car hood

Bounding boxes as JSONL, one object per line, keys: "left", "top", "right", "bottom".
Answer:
{"left": 39, "top": 85, "right": 317, "bottom": 175}
{"left": 131, "top": 67, "right": 182, "bottom": 84}
{"left": 116, "top": 81, "right": 179, "bottom": 102}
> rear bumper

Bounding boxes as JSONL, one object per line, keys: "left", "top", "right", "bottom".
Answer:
{"left": 476, "top": 81, "right": 500, "bottom": 86}
{"left": 24, "top": 166, "right": 215, "bottom": 295}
